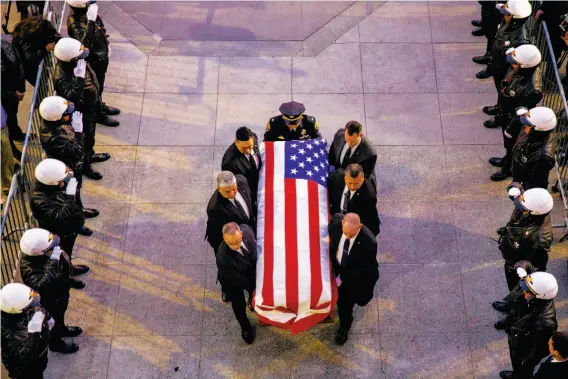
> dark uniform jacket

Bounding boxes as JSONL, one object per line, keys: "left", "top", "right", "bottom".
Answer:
{"left": 512, "top": 132, "right": 555, "bottom": 190}
{"left": 328, "top": 169, "right": 381, "bottom": 236}
{"left": 40, "top": 122, "right": 85, "bottom": 174}
{"left": 67, "top": 8, "right": 110, "bottom": 65}
{"left": 264, "top": 115, "right": 320, "bottom": 142}
{"left": 20, "top": 253, "right": 72, "bottom": 306}
{"left": 205, "top": 175, "right": 256, "bottom": 252}
{"left": 490, "top": 21, "right": 530, "bottom": 79}
{"left": 533, "top": 357, "right": 568, "bottom": 379}
{"left": 329, "top": 213, "right": 379, "bottom": 307}
{"left": 499, "top": 70, "right": 542, "bottom": 116}
{"left": 216, "top": 224, "right": 257, "bottom": 292}
{"left": 328, "top": 129, "right": 377, "bottom": 186}
{"left": 1, "top": 309, "right": 50, "bottom": 378}
{"left": 54, "top": 61, "right": 100, "bottom": 114}
{"left": 221, "top": 133, "right": 262, "bottom": 201}
{"left": 0, "top": 40, "right": 26, "bottom": 107}
{"left": 30, "top": 183, "right": 85, "bottom": 237}
{"left": 508, "top": 299, "right": 558, "bottom": 379}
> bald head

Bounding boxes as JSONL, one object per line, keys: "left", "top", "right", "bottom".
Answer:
{"left": 222, "top": 222, "right": 243, "bottom": 251}
{"left": 342, "top": 213, "right": 362, "bottom": 239}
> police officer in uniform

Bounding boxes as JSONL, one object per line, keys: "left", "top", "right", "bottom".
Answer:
{"left": 264, "top": 101, "right": 320, "bottom": 142}
{"left": 471, "top": 2, "right": 502, "bottom": 61}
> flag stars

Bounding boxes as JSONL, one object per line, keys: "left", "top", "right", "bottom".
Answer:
{"left": 307, "top": 171, "right": 313, "bottom": 177}
{"left": 306, "top": 157, "right": 313, "bottom": 163}
{"left": 290, "top": 155, "right": 298, "bottom": 161}
{"left": 299, "top": 162, "right": 305, "bottom": 168}
{"left": 314, "top": 166, "right": 320, "bottom": 172}
{"left": 298, "top": 149, "right": 306, "bottom": 155}
{"left": 314, "top": 152, "right": 320, "bottom": 158}
{"left": 291, "top": 144, "right": 298, "bottom": 148}
{"left": 290, "top": 168, "right": 298, "bottom": 174}
{"left": 306, "top": 144, "right": 313, "bottom": 150}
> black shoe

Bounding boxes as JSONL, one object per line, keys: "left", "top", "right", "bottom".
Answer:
{"left": 70, "top": 277, "right": 86, "bottom": 289}
{"left": 97, "top": 114, "right": 120, "bottom": 127}
{"left": 83, "top": 208, "right": 99, "bottom": 218}
{"left": 491, "top": 170, "right": 511, "bottom": 181}
{"left": 221, "top": 290, "right": 230, "bottom": 303}
{"left": 91, "top": 153, "right": 111, "bottom": 163}
{"left": 241, "top": 327, "right": 256, "bottom": 344}
{"left": 483, "top": 104, "right": 499, "bottom": 115}
{"left": 496, "top": 227, "right": 506, "bottom": 236}
{"left": 484, "top": 117, "right": 501, "bottom": 128}
{"left": 84, "top": 167, "right": 103, "bottom": 180}
{"left": 471, "top": 28, "right": 484, "bottom": 36}
{"left": 492, "top": 300, "right": 509, "bottom": 312}
{"left": 471, "top": 19, "right": 483, "bottom": 27}
{"left": 335, "top": 327, "right": 349, "bottom": 345}
{"left": 488, "top": 157, "right": 505, "bottom": 167}
{"left": 494, "top": 317, "right": 510, "bottom": 330}
{"left": 73, "top": 264, "right": 90, "bottom": 276}
{"left": 102, "top": 103, "right": 121, "bottom": 116}
{"left": 49, "top": 340, "right": 79, "bottom": 354}
{"left": 78, "top": 226, "right": 93, "bottom": 236}
{"left": 499, "top": 371, "right": 518, "bottom": 379}
{"left": 476, "top": 69, "right": 492, "bottom": 79}
{"left": 61, "top": 326, "right": 83, "bottom": 337}
{"left": 472, "top": 54, "right": 491, "bottom": 65}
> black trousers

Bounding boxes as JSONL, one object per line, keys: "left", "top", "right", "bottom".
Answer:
{"left": 45, "top": 296, "right": 70, "bottom": 344}
{"left": 60, "top": 233, "right": 78, "bottom": 259}
{"left": 481, "top": 4, "right": 501, "bottom": 54}
{"left": 89, "top": 59, "right": 109, "bottom": 99}
{"left": 82, "top": 105, "right": 99, "bottom": 166}
{"left": 226, "top": 287, "right": 252, "bottom": 331}
{"left": 13, "top": 368, "right": 44, "bottom": 379}
{"left": 337, "top": 284, "right": 357, "bottom": 331}
{"left": 4, "top": 100, "right": 23, "bottom": 159}
{"left": 75, "top": 173, "right": 85, "bottom": 210}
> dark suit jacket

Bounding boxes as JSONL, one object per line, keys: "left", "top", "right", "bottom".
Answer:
{"left": 328, "top": 129, "right": 377, "bottom": 186}
{"left": 205, "top": 174, "right": 256, "bottom": 251}
{"left": 328, "top": 169, "right": 381, "bottom": 236}
{"left": 221, "top": 133, "right": 262, "bottom": 202}
{"left": 329, "top": 213, "right": 379, "bottom": 306}
{"left": 216, "top": 224, "right": 257, "bottom": 291}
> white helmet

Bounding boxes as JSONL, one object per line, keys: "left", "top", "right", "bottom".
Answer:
{"left": 506, "top": 44, "right": 542, "bottom": 68}
{"left": 515, "top": 188, "right": 554, "bottom": 216}
{"left": 520, "top": 107, "right": 557, "bottom": 132}
{"left": 20, "top": 228, "right": 60, "bottom": 256}
{"left": 54, "top": 37, "right": 89, "bottom": 62}
{"left": 66, "top": 0, "right": 90, "bottom": 8}
{"left": 39, "top": 96, "right": 75, "bottom": 122}
{"left": 521, "top": 272, "right": 558, "bottom": 300}
{"left": 498, "top": 0, "right": 532, "bottom": 19}
{"left": 35, "top": 158, "right": 68, "bottom": 186}
{"left": 0, "top": 283, "right": 40, "bottom": 314}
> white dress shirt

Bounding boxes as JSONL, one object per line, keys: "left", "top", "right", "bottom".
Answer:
{"left": 336, "top": 232, "right": 359, "bottom": 265}
{"left": 244, "top": 152, "right": 260, "bottom": 169}
{"left": 230, "top": 192, "right": 250, "bottom": 219}
{"left": 340, "top": 185, "right": 356, "bottom": 211}
{"left": 339, "top": 140, "right": 361, "bottom": 164}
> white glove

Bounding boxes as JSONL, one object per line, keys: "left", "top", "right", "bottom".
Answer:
{"left": 50, "top": 246, "right": 62, "bottom": 260}
{"left": 508, "top": 187, "right": 521, "bottom": 198}
{"left": 65, "top": 177, "right": 78, "bottom": 196}
{"left": 87, "top": 4, "right": 98, "bottom": 21}
{"left": 516, "top": 267, "right": 528, "bottom": 279}
{"left": 516, "top": 107, "right": 529, "bottom": 117}
{"left": 504, "top": 130, "right": 513, "bottom": 139}
{"left": 74, "top": 59, "right": 86, "bottom": 78}
{"left": 504, "top": 41, "right": 511, "bottom": 47}
{"left": 47, "top": 317, "right": 55, "bottom": 330}
{"left": 71, "top": 111, "right": 83, "bottom": 133}
{"left": 27, "top": 311, "right": 45, "bottom": 333}
{"left": 107, "top": 45, "right": 111, "bottom": 59}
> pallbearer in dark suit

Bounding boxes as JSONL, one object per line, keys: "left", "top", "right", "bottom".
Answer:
{"left": 221, "top": 126, "right": 262, "bottom": 202}
{"left": 328, "top": 164, "right": 380, "bottom": 236}
{"left": 329, "top": 213, "right": 379, "bottom": 345}
{"left": 216, "top": 222, "right": 257, "bottom": 344}
{"left": 328, "top": 121, "right": 377, "bottom": 187}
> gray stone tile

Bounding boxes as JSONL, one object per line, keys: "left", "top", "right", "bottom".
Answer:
{"left": 215, "top": 94, "right": 291, "bottom": 146}
{"left": 44, "top": 335, "right": 112, "bottom": 379}
{"left": 375, "top": 146, "right": 450, "bottom": 202}
{"left": 115, "top": 264, "right": 205, "bottom": 336}
{"left": 74, "top": 203, "right": 130, "bottom": 265}
{"left": 444, "top": 145, "right": 509, "bottom": 201}
{"left": 105, "top": 43, "right": 148, "bottom": 93}
{"left": 381, "top": 331, "right": 473, "bottom": 379}
{"left": 104, "top": 22, "right": 130, "bottom": 44}
{"left": 361, "top": 43, "right": 436, "bottom": 93}
{"left": 439, "top": 93, "right": 502, "bottom": 145}
{"left": 97, "top": 93, "right": 143, "bottom": 146}
{"left": 433, "top": 43, "right": 495, "bottom": 93}
{"left": 81, "top": 146, "right": 137, "bottom": 203}
{"left": 293, "top": 43, "right": 363, "bottom": 94}
{"left": 469, "top": 332, "right": 511, "bottom": 379}
{"left": 131, "top": 146, "right": 215, "bottom": 203}
{"left": 364, "top": 93, "right": 443, "bottom": 145}
{"left": 376, "top": 203, "right": 410, "bottom": 264}
{"left": 124, "top": 203, "right": 209, "bottom": 267}
{"left": 461, "top": 263, "right": 509, "bottom": 332}
{"left": 145, "top": 56, "right": 219, "bottom": 93}
{"left": 376, "top": 264, "right": 404, "bottom": 329}
{"left": 138, "top": 93, "right": 217, "bottom": 146}
{"left": 219, "top": 57, "right": 291, "bottom": 94}
{"left": 452, "top": 200, "right": 511, "bottom": 264}
{"left": 335, "top": 25, "right": 359, "bottom": 44}
{"left": 429, "top": 1, "right": 481, "bottom": 43}
{"left": 545, "top": 259, "right": 568, "bottom": 323}
{"left": 114, "top": 1, "right": 164, "bottom": 35}
{"left": 107, "top": 335, "right": 201, "bottom": 379}
{"left": 359, "top": 1, "right": 431, "bottom": 43}
{"left": 157, "top": 40, "right": 304, "bottom": 57}
{"left": 302, "top": 1, "right": 353, "bottom": 39}
{"left": 291, "top": 94, "right": 366, "bottom": 144}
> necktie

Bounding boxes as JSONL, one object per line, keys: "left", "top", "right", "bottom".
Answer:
{"left": 342, "top": 191, "right": 351, "bottom": 214}
{"left": 248, "top": 154, "right": 256, "bottom": 169}
{"left": 341, "top": 146, "right": 352, "bottom": 168}
{"left": 241, "top": 245, "right": 249, "bottom": 256}
{"left": 234, "top": 199, "right": 249, "bottom": 221}
{"left": 340, "top": 238, "right": 350, "bottom": 267}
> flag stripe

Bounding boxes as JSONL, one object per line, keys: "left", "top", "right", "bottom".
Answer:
{"left": 262, "top": 143, "right": 275, "bottom": 306}
{"left": 308, "top": 180, "right": 323, "bottom": 308}
{"left": 296, "top": 179, "right": 311, "bottom": 314}
{"left": 284, "top": 178, "right": 299, "bottom": 313}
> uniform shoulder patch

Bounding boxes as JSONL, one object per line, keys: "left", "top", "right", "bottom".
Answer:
{"left": 314, "top": 121, "right": 319, "bottom": 131}
{"left": 266, "top": 122, "right": 271, "bottom": 131}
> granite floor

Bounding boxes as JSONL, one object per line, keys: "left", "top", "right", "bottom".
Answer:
{"left": 39, "top": 2, "right": 568, "bottom": 379}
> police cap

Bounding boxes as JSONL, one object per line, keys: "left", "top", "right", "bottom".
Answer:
{"left": 279, "top": 101, "right": 305, "bottom": 121}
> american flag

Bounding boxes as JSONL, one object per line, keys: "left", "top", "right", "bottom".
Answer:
{"left": 254, "top": 137, "right": 337, "bottom": 334}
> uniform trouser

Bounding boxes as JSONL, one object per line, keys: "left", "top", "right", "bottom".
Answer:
{"left": 337, "top": 284, "right": 357, "bottom": 331}
{"left": 82, "top": 106, "right": 99, "bottom": 166}
{"left": 45, "top": 296, "right": 70, "bottom": 345}
{"left": 13, "top": 368, "right": 45, "bottom": 379}
{"left": 1, "top": 127, "right": 16, "bottom": 196}
{"left": 492, "top": 64, "right": 508, "bottom": 92}
{"left": 75, "top": 173, "right": 85, "bottom": 210}
{"left": 60, "top": 233, "right": 78, "bottom": 259}
{"left": 227, "top": 287, "right": 252, "bottom": 331}
{"left": 89, "top": 59, "right": 109, "bottom": 102}
{"left": 4, "top": 100, "right": 23, "bottom": 158}
{"left": 481, "top": 4, "right": 500, "bottom": 53}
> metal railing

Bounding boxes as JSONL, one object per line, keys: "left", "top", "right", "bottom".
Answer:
{"left": 1, "top": 0, "right": 66, "bottom": 286}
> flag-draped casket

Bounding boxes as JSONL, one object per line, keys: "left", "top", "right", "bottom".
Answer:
{"left": 254, "top": 137, "right": 337, "bottom": 334}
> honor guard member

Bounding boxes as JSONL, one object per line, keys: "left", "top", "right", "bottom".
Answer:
{"left": 264, "top": 101, "right": 320, "bottom": 142}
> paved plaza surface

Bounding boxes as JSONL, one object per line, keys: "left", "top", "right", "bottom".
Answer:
{"left": 31, "top": 1, "right": 568, "bottom": 378}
